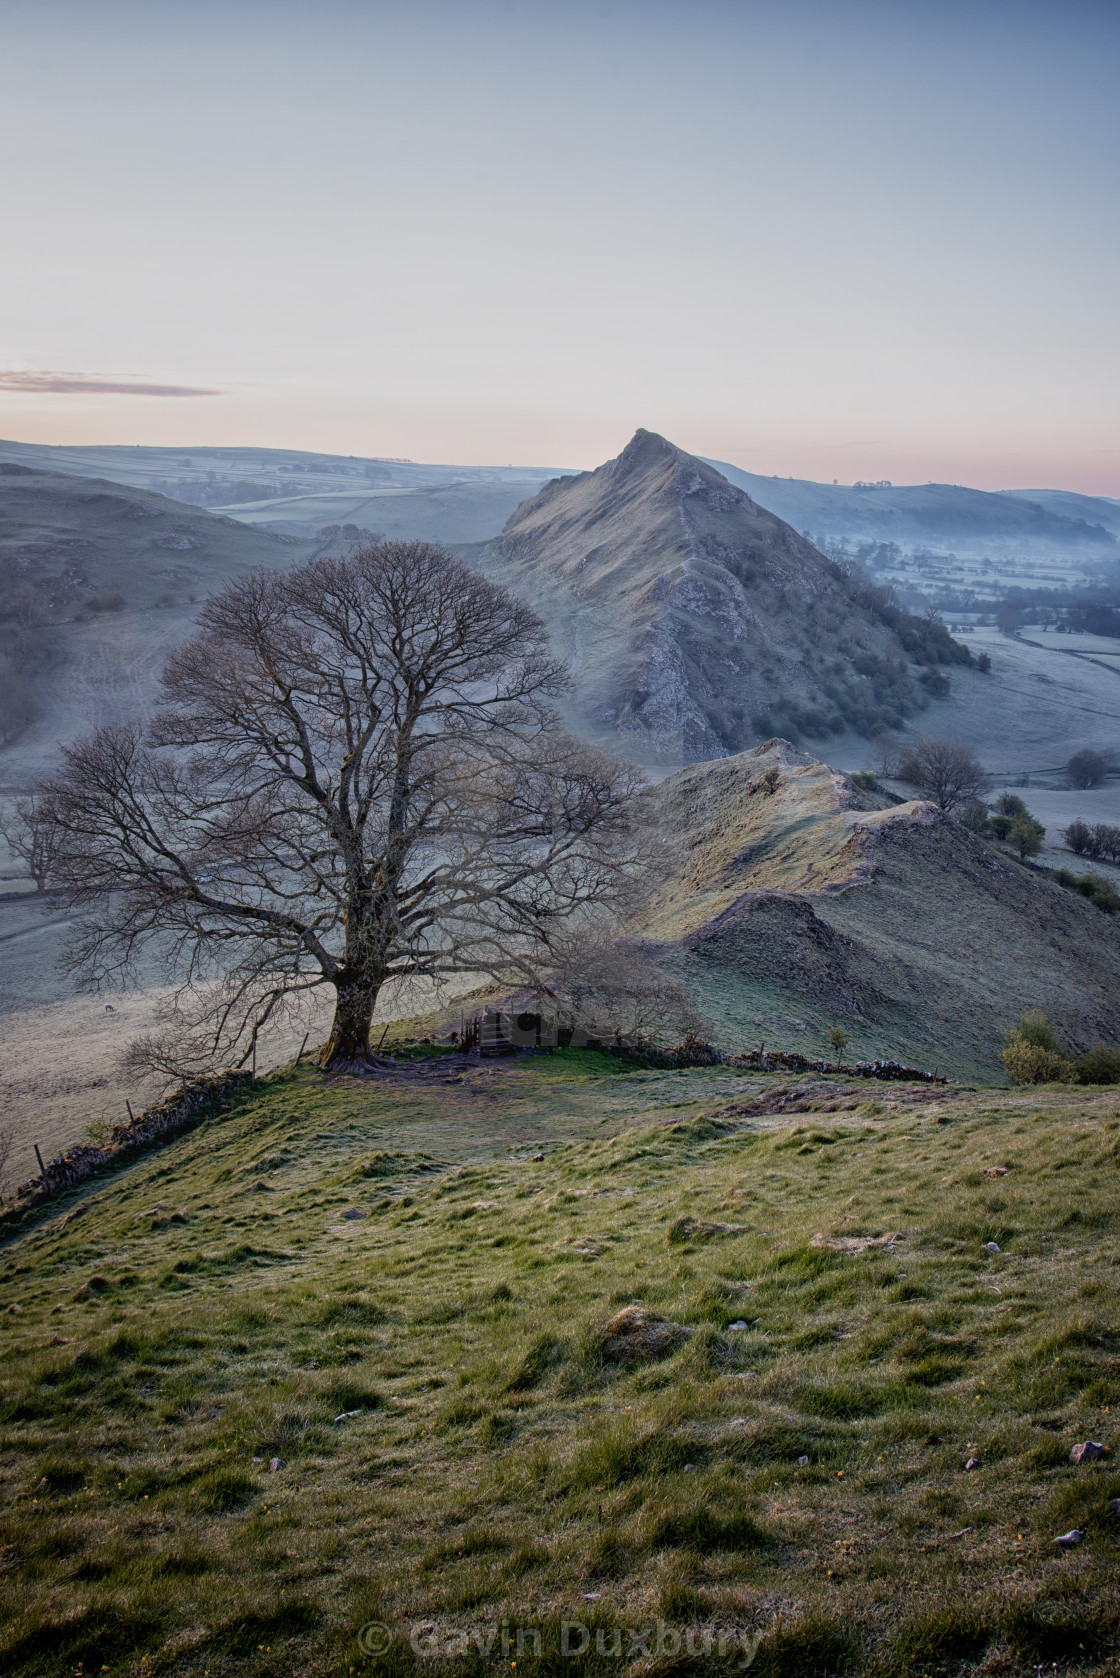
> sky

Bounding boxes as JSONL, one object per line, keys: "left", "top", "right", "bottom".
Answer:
{"left": 1, "top": 0, "right": 1117, "bottom": 491}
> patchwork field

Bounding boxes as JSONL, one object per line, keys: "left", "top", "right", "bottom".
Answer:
{"left": 1, "top": 1050, "right": 1118, "bottom": 1676}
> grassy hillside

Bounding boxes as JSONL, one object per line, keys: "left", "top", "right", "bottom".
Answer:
{"left": 0, "top": 464, "right": 312, "bottom": 622}
{"left": 640, "top": 742, "right": 1120, "bottom": 1080}
{"left": 0, "top": 465, "right": 318, "bottom": 780}
{"left": 1, "top": 1052, "right": 1119, "bottom": 1676}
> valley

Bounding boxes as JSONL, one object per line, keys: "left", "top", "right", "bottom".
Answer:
{"left": 4, "top": 434, "right": 1120, "bottom": 1165}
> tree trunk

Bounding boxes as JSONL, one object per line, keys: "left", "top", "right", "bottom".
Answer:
{"left": 320, "top": 976, "right": 380, "bottom": 1068}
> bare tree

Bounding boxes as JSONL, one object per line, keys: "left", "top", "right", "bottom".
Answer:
{"left": 872, "top": 733, "right": 902, "bottom": 778}
{"left": 27, "top": 543, "right": 648, "bottom": 1071}
{"left": 1066, "top": 747, "right": 1114, "bottom": 789}
{"left": 894, "top": 734, "right": 990, "bottom": 811}
{"left": 0, "top": 797, "right": 58, "bottom": 891}
{"left": 0, "top": 654, "right": 39, "bottom": 749}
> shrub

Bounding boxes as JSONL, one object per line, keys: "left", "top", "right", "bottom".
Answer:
{"left": 1001, "top": 1038, "right": 1076, "bottom": 1085}
{"left": 995, "top": 792, "right": 1028, "bottom": 817}
{"left": 956, "top": 798, "right": 990, "bottom": 834}
{"left": 1054, "top": 868, "right": 1120, "bottom": 913}
{"left": 1008, "top": 813, "right": 1046, "bottom": 858}
{"left": 1015, "top": 1009, "right": 1059, "bottom": 1051}
{"left": 1074, "top": 1042, "right": 1120, "bottom": 1085}
{"left": 1001, "top": 1011, "right": 1078, "bottom": 1084}
{"left": 1092, "top": 822, "right": 1120, "bottom": 862}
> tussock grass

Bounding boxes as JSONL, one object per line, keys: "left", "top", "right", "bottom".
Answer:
{"left": 0, "top": 1054, "right": 1119, "bottom": 1674}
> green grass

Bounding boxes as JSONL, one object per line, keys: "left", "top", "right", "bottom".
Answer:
{"left": 1, "top": 1053, "right": 1119, "bottom": 1675}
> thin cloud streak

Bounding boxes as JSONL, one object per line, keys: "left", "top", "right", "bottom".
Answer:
{"left": 0, "top": 371, "right": 222, "bottom": 398}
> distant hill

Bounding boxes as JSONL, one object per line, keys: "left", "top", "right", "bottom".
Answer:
{"left": 221, "top": 478, "right": 555, "bottom": 547}
{"left": 495, "top": 430, "right": 973, "bottom": 761}
{"left": 0, "top": 465, "right": 316, "bottom": 777}
{"left": 998, "top": 486, "right": 1120, "bottom": 538}
{"left": 704, "top": 460, "right": 1118, "bottom": 557}
{"left": 641, "top": 739, "right": 1120, "bottom": 1079}
{"left": 0, "top": 436, "right": 570, "bottom": 509}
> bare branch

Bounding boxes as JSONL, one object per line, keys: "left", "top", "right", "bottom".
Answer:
{"left": 29, "top": 541, "right": 649, "bottom": 1069}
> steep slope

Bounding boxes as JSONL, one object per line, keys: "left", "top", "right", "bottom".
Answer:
{"left": 640, "top": 740, "right": 1120, "bottom": 1079}
{"left": 500, "top": 430, "right": 969, "bottom": 761}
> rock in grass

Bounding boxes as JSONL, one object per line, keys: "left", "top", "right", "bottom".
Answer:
{"left": 982, "top": 1241, "right": 1001, "bottom": 1254}
{"left": 598, "top": 1305, "right": 689, "bottom": 1363}
{"left": 798, "top": 1455, "right": 810, "bottom": 1466}
{"left": 341, "top": 1207, "right": 367, "bottom": 1221}
{"left": 1109, "top": 1498, "right": 1120, "bottom": 1516}
{"left": 727, "top": 1319, "right": 748, "bottom": 1330}
{"left": 1053, "top": 1529, "right": 1084, "bottom": 1548}
{"left": 669, "top": 1216, "right": 749, "bottom": 1246}
{"left": 1070, "top": 1440, "right": 1106, "bottom": 1464}
{"left": 964, "top": 1458, "right": 980, "bottom": 1471}
{"left": 269, "top": 1456, "right": 282, "bottom": 1472}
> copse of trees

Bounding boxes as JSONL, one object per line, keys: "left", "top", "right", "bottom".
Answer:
{"left": 983, "top": 793, "right": 1044, "bottom": 857}
{"left": 1062, "top": 819, "right": 1120, "bottom": 863}
{"left": 25, "top": 542, "right": 649, "bottom": 1073}
{"left": 839, "top": 567, "right": 978, "bottom": 669}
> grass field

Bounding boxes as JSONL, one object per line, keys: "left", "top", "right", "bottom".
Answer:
{"left": 1, "top": 1050, "right": 1119, "bottom": 1676}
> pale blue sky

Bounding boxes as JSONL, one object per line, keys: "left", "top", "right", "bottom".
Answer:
{"left": 1, "top": 0, "right": 1117, "bottom": 489}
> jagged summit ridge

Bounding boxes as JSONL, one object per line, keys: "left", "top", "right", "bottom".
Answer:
{"left": 501, "top": 431, "right": 970, "bottom": 762}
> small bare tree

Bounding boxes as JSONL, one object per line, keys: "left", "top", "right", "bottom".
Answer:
{"left": 0, "top": 797, "right": 58, "bottom": 891}
{"left": 894, "top": 734, "right": 989, "bottom": 811}
{"left": 27, "top": 543, "right": 649, "bottom": 1071}
{"left": 1066, "top": 747, "right": 1114, "bottom": 790}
